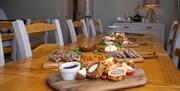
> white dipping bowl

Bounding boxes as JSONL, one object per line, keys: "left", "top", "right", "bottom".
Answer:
{"left": 59, "top": 62, "right": 80, "bottom": 80}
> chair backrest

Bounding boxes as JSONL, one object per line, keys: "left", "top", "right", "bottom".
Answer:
{"left": 67, "top": 19, "right": 88, "bottom": 43}
{"left": 93, "top": 19, "right": 103, "bottom": 33}
{"left": 26, "top": 19, "right": 51, "bottom": 25}
{"left": 167, "top": 20, "right": 179, "bottom": 55}
{"left": 0, "top": 21, "right": 17, "bottom": 61}
{"left": 175, "top": 48, "right": 180, "bottom": 69}
{"left": 88, "top": 19, "right": 103, "bottom": 36}
{"left": 26, "top": 19, "right": 51, "bottom": 44}
{"left": 31, "top": 20, "right": 49, "bottom": 24}
{"left": 172, "top": 25, "right": 180, "bottom": 67}
{"left": 0, "top": 34, "right": 5, "bottom": 66}
{"left": 12, "top": 19, "right": 64, "bottom": 59}
{"left": 89, "top": 19, "right": 96, "bottom": 36}
{"left": 0, "top": 8, "right": 8, "bottom": 20}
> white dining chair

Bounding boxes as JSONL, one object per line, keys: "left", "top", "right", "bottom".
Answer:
{"left": 175, "top": 48, "right": 180, "bottom": 69}
{"left": 0, "top": 21, "right": 17, "bottom": 61}
{"left": 0, "top": 34, "right": 5, "bottom": 66}
{"left": 26, "top": 19, "right": 51, "bottom": 46}
{"left": 96, "top": 19, "right": 103, "bottom": 33}
{"left": 88, "top": 19, "right": 104, "bottom": 36}
{"left": 12, "top": 19, "right": 64, "bottom": 59}
{"left": 172, "top": 26, "right": 180, "bottom": 68}
{"left": 167, "top": 20, "right": 179, "bottom": 55}
{"left": 89, "top": 19, "right": 96, "bottom": 36}
{"left": 0, "top": 8, "right": 8, "bottom": 20}
{"left": 67, "top": 19, "right": 88, "bottom": 43}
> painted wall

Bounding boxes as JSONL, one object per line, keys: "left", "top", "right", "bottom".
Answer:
{"left": 94, "top": 0, "right": 143, "bottom": 26}
{"left": 0, "top": 0, "right": 74, "bottom": 44}
{"left": 94, "top": 0, "right": 178, "bottom": 44}
{"left": 0, "top": 0, "right": 178, "bottom": 45}
{"left": 0, "top": 0, "right": 64, "bottom": 19}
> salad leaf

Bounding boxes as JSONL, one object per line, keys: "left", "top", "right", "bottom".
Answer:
{"left": 69, "top": 48, "right": 81, "bottom": 54}
{"left": 98, "top": 41, "right": 106, "bottom": 46}
{"left": 79, "top": 59, "right": 83, "bottom": 70}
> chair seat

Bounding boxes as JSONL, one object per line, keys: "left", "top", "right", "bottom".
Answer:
{"left": 32, "top": 44, "right": 59, "bottom": 58}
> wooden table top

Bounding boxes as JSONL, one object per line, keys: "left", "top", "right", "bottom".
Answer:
{"left": 0, "top": 34, "right": 180, "bottom": 91}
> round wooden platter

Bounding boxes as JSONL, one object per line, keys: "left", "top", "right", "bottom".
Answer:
{"left": 47, "top": 68, "right": 147, "bottom": 91}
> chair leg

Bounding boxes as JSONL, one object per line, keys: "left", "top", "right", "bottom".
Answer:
{"left": 11, "top": 38, "right": 17, "bottom": 61}
{"left": 178, "top": 58, "right": 180, "bottom": 70}
{"left": 44, "top": 32, "right": 48, "bottom": 43}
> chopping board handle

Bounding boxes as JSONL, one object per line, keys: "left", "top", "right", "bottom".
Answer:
{"left": 43, "top": 62, "right": 59, "bottom": 69}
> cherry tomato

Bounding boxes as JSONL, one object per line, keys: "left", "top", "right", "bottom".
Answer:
{"left": 126, "top": 70, "right": 135, "bottom": 75}
{"left": 98, "top": 50, "right": 106, "bottom": 53}
{"left": 95, "top": 44, "right": 101, "bottom": 48}
{"left": 98, "top": 50, "right": 105, "bottom": 52}
{"left": 101, "top": 75, "right": 108, "bottom": 80}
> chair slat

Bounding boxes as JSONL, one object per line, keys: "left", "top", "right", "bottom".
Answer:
{"left": 26, "top": 23, "right": 56, "bottom": 34}
{"left": 3, "top": 47, "right": 13, "bottom": 54}
{"left": 73, "top": 21, "right": 83, "bottom": 28}
{"left": 0, "top": 21, "right": 12, "bottom": 29}
{"left": 31, "top": 41, "right": 44, "bottom": 50}
{"left": 31, "top": 20, "right": 48, "bottom": 24}
{"left": 2, "top": 34, "right": 13, "bottom": 41}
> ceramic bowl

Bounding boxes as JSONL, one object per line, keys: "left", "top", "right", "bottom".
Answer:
{"left": 59, "top": 62, "right": 80, "bottom": 80}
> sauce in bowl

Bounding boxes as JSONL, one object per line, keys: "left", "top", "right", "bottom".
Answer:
{"left": 63, "top": 65, "right": 78, "bottom": 69}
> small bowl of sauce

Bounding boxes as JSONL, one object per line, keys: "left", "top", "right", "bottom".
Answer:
{"left": 59, "top": 62, "right": 80, "bottom": 80}
{"left": 63, "top": 65, "right": 78, "bottom": 69}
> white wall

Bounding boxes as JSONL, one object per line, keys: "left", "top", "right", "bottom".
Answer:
{"left": 94, "top": 0, "right": 143, "bottom": 26}
{"left": 0, "top": 0, "right": 64, "bottom": 19}
{"left": 0, "top": 0, "right": 73, "bottom": 44}
{"left": 94, "top": 0, "right": 178, "bottom": 44}
{"left": 0, "top": 0, "right": 178, "bottom": 44}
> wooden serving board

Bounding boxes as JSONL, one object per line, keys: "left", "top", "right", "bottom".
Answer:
{"left": 47, "top": 68, "right": 147, "bottom": 91}
{"left": 123, "top": 44, "right": 139, "bottom": 48}
{"left": 119, "top": 57, "right": 144, "bottom": 63}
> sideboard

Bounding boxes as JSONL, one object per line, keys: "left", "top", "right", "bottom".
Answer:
{"left": 110, "top": 23, "right": 165, "bottom": 46}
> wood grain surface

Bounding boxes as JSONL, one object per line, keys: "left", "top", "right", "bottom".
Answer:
{"left": 47, "top": 68, "right": 147, "bottom": 91}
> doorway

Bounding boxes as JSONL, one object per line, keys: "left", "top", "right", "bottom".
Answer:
{"left": 73, "top": 0, "right": 94, "bottom": 20}
{"left": 73, "top": 0, "right": 86, "bottom": 20}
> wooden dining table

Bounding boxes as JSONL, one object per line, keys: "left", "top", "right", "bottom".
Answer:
{"left": 0, "top": 34, "right": 180, "bottom": 91}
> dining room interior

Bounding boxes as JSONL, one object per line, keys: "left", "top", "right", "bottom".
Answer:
{"left": 0, "top": 0, "right": 180, "bottom": 91}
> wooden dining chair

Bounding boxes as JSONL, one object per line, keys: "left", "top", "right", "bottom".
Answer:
{"left": 67, "top": 19, "right": 88, "bottom": 43}
{"left": 167, "top": 20, "right": 179, "bottom": 55}
{"left": 172, "top": 25, "right": 180, "bottom": 68}
{"left": 26, "top": 19, "right": 51, "bottom": 25}
{"left": 88, "top": 19, "right": 103, "bottom": 36}
{"left": 0, "top": 8, "right": 8, "bottom": 19}
{"left": 0, "top": 21, "right": 17, "bottom": 62}
{"left": 0, "top": 34, "right": 5, "bottom": 66}
{"left": 12, "top": 19, "right": 64, "bottom": 59}
{"left": 175, "top": 48, "right": 180, "bottom": 69}
{"left": 25, "top": 19, "right": 51, "bottom": 49}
